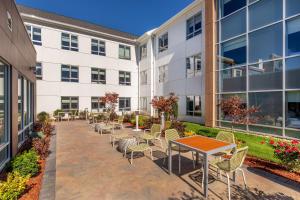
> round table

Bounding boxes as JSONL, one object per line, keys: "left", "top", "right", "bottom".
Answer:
{"left": 118, "top": 137, "right": 137, "bottom": 153}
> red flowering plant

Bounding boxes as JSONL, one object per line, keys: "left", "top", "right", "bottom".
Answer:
{"left": 268, "top": 137, "right": 300, "bottom": 172}
{"left": 151, "top": 93, "right": 179, "bottom": 120}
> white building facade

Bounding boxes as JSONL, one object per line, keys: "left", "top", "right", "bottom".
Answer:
{"left": 19, "top": 6, "right": 139, "bottom": 114}
{"left": 137, "top": 1, "right": 205, "bottom": 123}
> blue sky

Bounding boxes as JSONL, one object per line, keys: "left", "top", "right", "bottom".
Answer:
{"left": 16, "top": 0, "right": 194, "bottom": 36}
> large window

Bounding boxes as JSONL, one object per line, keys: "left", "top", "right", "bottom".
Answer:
{"left": 0, "top": 62, "right": 9, "bottom": 167}
{"left": 119, "top": 45, "right": 131, "bottom": 60}
{"left": 186, "top": 54, "right": 201, "bottom": 77}
{"left": 119, "top": 97, "right": 131, "bottom": 112}
{"left": 140, "top": 97, "right": 148, "bottom": 111}
{"left": 249, "top": 23, "right": 283, "bottom": 63}
{"left": 249, "top": 0, "right": 282, "bottom": 31}
{"left": 140, "top": 70, "right": 147, "bottom": 85}
{"left": 159, "top": 65, "right": 168, "bottom": 83}
{"left": 286, "top": 91, "right": 300, "bottom": 130}
{"left": 91, "top": 68, "right": 106, "bottom": 84}
{"left": 249, "top": 60, "right": 283, "bottom": 90}
{"left": 18, "top": 76, "right": 22, "bottom": 131}
{"left": 91, "top": 39, "right": 105, "bottom": 56}
{"left": 119, "top": 71, "right": 131, "bottom": 85}
{"left": 61, "top": 97, "right": 79, "bottom": 112}
{"left": 221, "top": 9, "right": 246, "bottom": 41}
{"left": 61, "top": 65, "right": 79, "bottom": 82}
{"left": 220, "top": 66, "right": 246, "bottom": 92}
{"left": 220, "top": 0, "right": 246, "bottom": 17}
{"left": 286, "top": 17, "right": 300, "bottom": 56}
{"left": 158, "top": 33, "right": 168, "bottom": 52}
{"left": 286, "top": 56, "right": 300, "bottom": 89}
{"left": 140, "top": 44, "right": 147, "bottom": 59}
{"left": 35, "top": 62, "right": 42, "bottom": 80}
{"left": 286, "top": 0, "right": 300, "bottom": 17}
{"left": 91, "top": 97, "right": 105, "bottom": 112}
{"left": 61, "top": 33, "right": 78, "bottom": 51}
{"left": 186, "top": 96, "right": 201, "bottom": 117}
{"left": 26, "top": 25, "right": 42, "bottom": 46}
{"left": 221, "top": 36, "right": 246, "bottom": 68}
{"left": 186, "top": 12, "right": 202, "bottom": 40}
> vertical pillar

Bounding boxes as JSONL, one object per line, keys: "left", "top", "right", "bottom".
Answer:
{"left": 11, "top": 67, "right": 19, "bottom": 156}
{"left": 205, "top": 0, "right": 217, "bottom": 127}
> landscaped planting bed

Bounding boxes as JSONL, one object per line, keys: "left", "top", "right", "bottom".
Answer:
{"left": 183, "top": 122, "right": 300, "bottom": 183}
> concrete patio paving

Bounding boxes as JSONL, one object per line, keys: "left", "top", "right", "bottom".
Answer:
{"left": 55, "top": 120, "right": 299, "bottom": 200}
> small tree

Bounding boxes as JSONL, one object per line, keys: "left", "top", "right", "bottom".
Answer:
{"left": 100, "top": 92, "right": 119, "bottom": 114}
{"left": 151, "top": 92, "right": 179, "bottom": 120}
{"left": 219, "top": 96, "right": 260, "bottom": 132}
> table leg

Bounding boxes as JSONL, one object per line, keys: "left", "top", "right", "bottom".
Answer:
{"left": 178, "top": 145, "right": 181, "bottom": 174}
{"left": 233, "top": 171, "right": 236, "bottom": 183}
{"left": 196, "top": 152, "right": 200, "bottom": 165}
{"left": 168, "top": 142, "right": 172, "bottom": 175}
{"left": 203, "top": 154, "right": 208, "bottom": 198}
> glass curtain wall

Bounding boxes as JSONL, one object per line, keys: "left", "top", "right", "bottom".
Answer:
{"left": 216, "top": 0, "right": 300, "bottom": 138}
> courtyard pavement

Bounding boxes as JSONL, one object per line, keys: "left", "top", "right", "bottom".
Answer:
{"left": 55, "top": 120, "right": 299, "bottom": 200}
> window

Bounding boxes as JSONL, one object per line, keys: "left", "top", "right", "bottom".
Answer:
{"left": 221, "top": 0, "right": 246, "bottom": 17}
{"left": 61, "top": 97, "right": 79, "bottom": 112}
{"left": 140, "top": 97, "right": 148, "bottom": 111}
{"left": 249, "top": 60, "right": 283, "bottom": 90}
{"left": 286, "top": 17, "right": 300, "bottom": 56}
{"left": 140, "top": 70, "right": 147, "bottom": 85}
{"left": 119, "top": 71, "right": 131, "bottom": 85}
{"left": 35, "top": 62, "right": 42, "bottom": 80}
{"left": 249, "top": 92, "right": 283, "bottom": 127}
{"left": 119, "top": 45, "right": 131, "bottom": 60}
{"left": 91, "top": 97, "right": 105, "bottom": 112}
{"left": 91, "top": 39, "right": 105, "bottom": 56}
{"left": 221, "top": 36, "right": 246, "bottom": 68}
{"left": 140, "top": 44, "right": 147, "bottom": 59}
{"left": 119, "top": 97, "right": 131, "bottom": 111}
{"left": 286, "top": 0, "right": 300, "bottom": 17}
{"left": 186, "top": 54, "right": 201, "bottom": 77}
{"left": 159, "top": 65, "right": 168, "bottom": 83}
{"left": 7, "top": 11, "right": 12, "bottom": 31}
{"left": 186, "top": 96, "right": 201, "bottom": 116}
{"left": 61, "top": 32, "right": 78, "bottom": 51}
{"left": 18, "top": 76, "right": 22, "bottom": 131}
{"left": 186, "top": 12, "right": 202, "bottom": 40}
{"left": 221, "top": 9, "right": 246, "bottom": 41}
{"left": 286, "top": 56, "right": 300, "bottom": 89}
{"left": 91, "top": 68, "right": 106, "bottom": 84}
{"left": 61, "top": 65, "right": 79, "bottom": 82}
{"left": 220, "top": 66, "right": 246, "bottom": 92}
{"left": 286, "top": 91, "right": 300, "bottom": 130}
{"left": 158, "top": 33, "right": 168, "bottom": 52}
{"left": 249, "top": 23, "right": 283, "bottom": 63}
{"left": 26, "top": 25, "right": 42, "bottom": 46}
{"left": 249, "top": 0, "right": 282, "bottom": 31}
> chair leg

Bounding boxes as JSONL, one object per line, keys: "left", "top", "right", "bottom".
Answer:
{"left": 157, "top": 138, "right": 163, "bottom": 149}
{"left": 238, "top": 168, "right": 247, "bottom": 189}
{"left": 191, "top": 152, "right": 195, "bottom": 169}
{"left": 149, "top": 148, "right": 153, "bottom": 160}
{"left": 226, "top": 173, "right": 231, "bottom": 200}
{"left": 178, "top": 149, "right": 181, "bottom": 174}
{"left": 130, "top": 151, "right": 134, "bottom": 164}
{"left": 201, "top": 166, "right": 204, "bottom": 188}
{"left": 163, "top": 149, "right": 168, "bottom": 165}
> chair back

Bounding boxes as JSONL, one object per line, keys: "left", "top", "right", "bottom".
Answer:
{"left": 164, "top": 129, "right": 180, "bottom": 145}
{"left": 118, "top": 115, "right": 124, "bottom": 123}
{"left": 216, "top": 131, "right": 235, "bottom": 144}
{"left": 150, "top": 124, "right": 161, "bottom": 137}
{"left": 217, "top": 146, "right": 248, "bottom": 172}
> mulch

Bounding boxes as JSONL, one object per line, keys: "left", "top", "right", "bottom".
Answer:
{"left": 244, "top": 156, "right": 300, "bottom": 184}
{"left": 19, "top": 159, "right": 46, "bottom": 200}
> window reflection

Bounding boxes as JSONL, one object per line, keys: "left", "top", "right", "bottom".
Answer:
{"left": 286, "top": 56, "right": 300, "bottom": 89}
{"left": 286, "top": 91, "right": 300, "bottom": 129}
{"left": 220, "top": 66, "right": 246, "bottom": 92}
{"left": 221, "top": 0, "right": 246, "bottom": 17}
{"left": 286, "top": 17, "right": 300, "bottom": 56}
{"left": 221, "top": 36, "right": 246, "bottom": 68}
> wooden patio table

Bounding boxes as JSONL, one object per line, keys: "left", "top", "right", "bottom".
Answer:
{"left": 168, "top": 135, "right": 236, "bottom": 199}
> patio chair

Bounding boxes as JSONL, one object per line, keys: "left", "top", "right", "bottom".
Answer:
{"left": 49, "top": 113, "right": 58, "bottom": 122}
{"left": 139, "top": 124, "right": 163, "bottom": 149}
{"left": 213, "top": 131, "right": 236, "bottom": 157}
{"left": 113, "top": 115, "right": 124, "bottom": 129}
{"left": 127, "top": 143, "right": 153, "bottom": 164}
{"left": 163, "top": 129, "right": 195, "bottom": 173}
{"left": 212, "top": 146, "right": 248, "bottom": 200}
{"left": 96, "top": 122, "right": 114, "bottom": 136}
{"left": 60, "top": 113, "right": 70, "bottom": 121}
{"left": 70, "top": 110, "right": 80, "bottom": 120}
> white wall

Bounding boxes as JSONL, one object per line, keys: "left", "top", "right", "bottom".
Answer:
{"left": 28, "top": 23, "right": 139, "bottom": 114}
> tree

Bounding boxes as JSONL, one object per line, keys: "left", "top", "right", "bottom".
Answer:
{"left": 219, "top": 96, "right": 260, "bottom": 132}
{"left": 151, "top": 93, "right": 179, "bottom": 119}
{"left": 100, "top": 92, "right": 119, "bottom": 113}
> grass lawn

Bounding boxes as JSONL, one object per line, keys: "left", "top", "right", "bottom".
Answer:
{"left": 183, "top": 122, "right": 280, "bottom": 164}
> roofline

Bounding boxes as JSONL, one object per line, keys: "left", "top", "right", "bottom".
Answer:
{"left": 153, "top": 0, "right": 202, "bottom": 35}
{"left": 17, "top": 5, "right": 138, "bottom": 44}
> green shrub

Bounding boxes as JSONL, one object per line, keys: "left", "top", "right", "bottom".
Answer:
{"left": 37, "top": 112, "right": 49, "bottom": 123}
{"left": 53, "top": 109, "right": 63, "bottom": 116}
{"left": 0, "top": 172, "right": 29, "bottom": 200}
{"left": 11, "top": 149, "right": 39, "bottom": 178}
{"left": 130, "top": 115, "right": 150, "bottom": 127}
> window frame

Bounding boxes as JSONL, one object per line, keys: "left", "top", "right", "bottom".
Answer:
{"left": 186, "top": 12, "right": 202, "bottom": 40}
{"left": 186, "top": 96, "right": 202, "bottom": 117}
{"left": 140, "top": 44, "right": 147, "bottom": 59}
{"left": 61, "top": 96, "right": 79, "bottom": 112}
{"left": 119, "top": 71, "right": 131, "bottom": 86}
{"left": 26, "top": 25, "right": 42, "bottom": 46}
{"left": 159, "top": 65, "right": 168, "bottom": 83}
{"left": 91, "top": 68, "right": 106, "bottom": 84}
{"left": 35, "top": 62, "right": 42, "bottom": 80}
{"left": 186, "top": 54, "right": 202, "bottom": 77}
{"left": 119, "top": 97, "right": 131, "bottom": 112}
{"left": 119, "top": 44, "right": 131, "bottom": 60}
{"left": 61, "top": 65, "right": 79, "bottom": 82}
{"left": 91, "top": 97, "right": 105, "bottom": 112}
{"left": 61, "top": 32, "right": 78, "bottom": 51}
{"left": 91, "top": 39, "right": 106, "bottom": 56}
{"left": 158, "top": 33, "right": 168, "bottom": 52}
